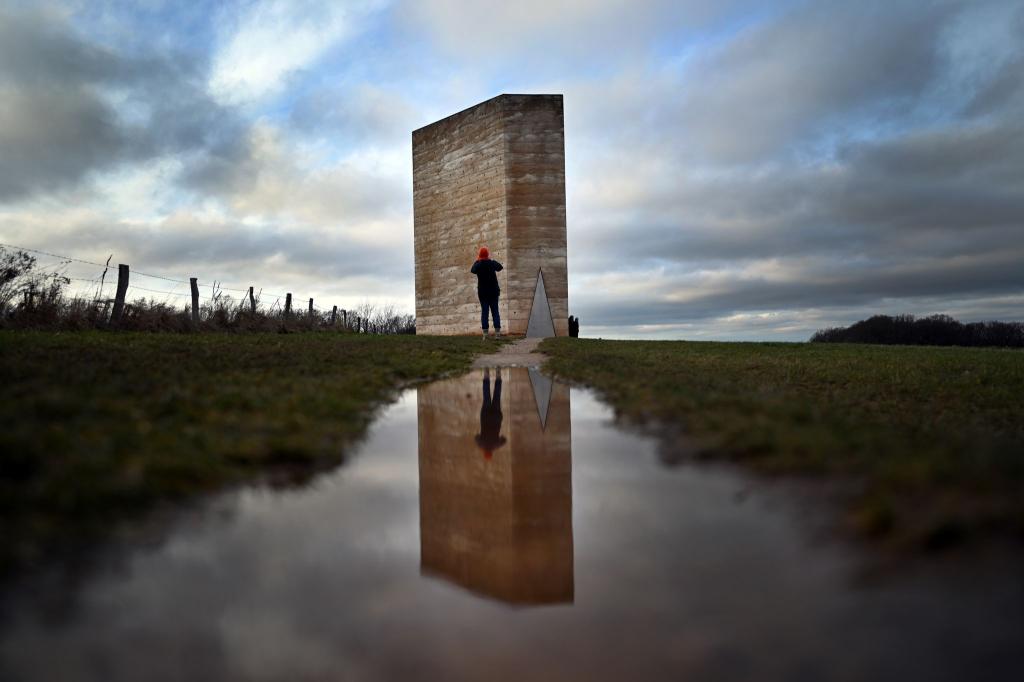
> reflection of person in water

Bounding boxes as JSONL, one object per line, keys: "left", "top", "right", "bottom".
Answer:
{"left": 475, "top": 368, "right": 508, "bottom": 459}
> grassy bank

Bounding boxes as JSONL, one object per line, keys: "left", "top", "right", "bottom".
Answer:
{"left": 0, "top": 331, "right": 485, "bottom": 574}
{"left": 541, "top": 338, "right": 1024, "bottom": 548}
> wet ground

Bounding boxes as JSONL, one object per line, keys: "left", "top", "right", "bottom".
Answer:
{"left": 471, "top": 336, "right": 547, "bottom": 367}
{"left": 1, "top": 368, "right": 1021, "bottom": 681}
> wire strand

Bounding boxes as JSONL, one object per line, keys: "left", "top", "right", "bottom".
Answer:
{"left": 0, "top": 242, "right": 109, "bottom": 268}
{"left": 127, "top": 284, "right": 198, "bottom": 298}
{"left": 3, "top": 241, "right": 333, "bottom": 312}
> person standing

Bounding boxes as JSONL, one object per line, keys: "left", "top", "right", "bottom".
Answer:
{"left": 471, "top": 246, "right": 503, "bottom": 338}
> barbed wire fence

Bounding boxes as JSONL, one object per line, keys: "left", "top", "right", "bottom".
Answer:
{"left": 0, "top": 242, "right": 401, "bottom": 333}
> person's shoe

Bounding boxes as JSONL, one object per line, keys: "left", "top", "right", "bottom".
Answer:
{"left": 482, "top": 329, "right": 489, "bottom": 339}
{"left": 495, "top": 328, "right": 503, "bottom": 338}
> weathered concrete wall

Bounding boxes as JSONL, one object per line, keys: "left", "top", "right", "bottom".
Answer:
{"left": 413, "top": 94, "right": 568, "bottom": 336}
{"left": 412, "top": 97, "right": 507, "bottom": 335}
{"left": 504, "top": 95, "right": 569, "bottom": 337}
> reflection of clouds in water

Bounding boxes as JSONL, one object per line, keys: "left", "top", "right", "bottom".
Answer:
{"left": 218, "top": 610, "right": 343, "bottom": 681}
{"left": 0, "top": 378, "right": 1021, "bottom": 681}
{"left": 0, "top": 394, "right": 428, "bottom": 682}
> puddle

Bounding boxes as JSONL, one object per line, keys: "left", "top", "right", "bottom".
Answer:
{"left": 1, "top": 368, "right": 1021, "bottom": 681}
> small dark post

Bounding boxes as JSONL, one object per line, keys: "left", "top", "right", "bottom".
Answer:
{"left": 284, "top": 293, "right": 292, "bottom": 318}
{"left": 342, "top": 309, "right": 347, "bottom": 328}
{"left": 110, "top": 264, "right": 130, "bottom": 324}
{"left": 248, "top": 286, "right": 256, "bottom": 314}
{"left": 308, "top": 298, "right": 314, "bottom": 315}
{"left": 330, "top": 305, "right": 337, "bottom": 325}
{"left": 190, "top": 277, "right": 199, "bottom": 325}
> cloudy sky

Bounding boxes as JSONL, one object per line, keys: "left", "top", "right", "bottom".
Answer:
{"left": 1, "top": 0, "right": 1021, "bottom": 339}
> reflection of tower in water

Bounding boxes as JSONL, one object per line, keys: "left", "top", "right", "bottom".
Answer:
{"left": 417, "top": 368, "right": 573, "bottom": 605}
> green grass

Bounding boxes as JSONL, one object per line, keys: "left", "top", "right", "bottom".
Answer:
{"left": 541, "top": 338, "right": 1024, "bottom": 548}
{"left": 0, "top": 331, "right": 488, "bottom": 574}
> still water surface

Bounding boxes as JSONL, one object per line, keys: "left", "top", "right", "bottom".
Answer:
{"left": 1, "top": 368, "right": 1021, "bottom": 681}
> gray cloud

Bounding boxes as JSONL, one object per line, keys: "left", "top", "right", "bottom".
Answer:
{"left": 17, "top": 216, "right": 407, "bottom": 286}
{"left": 395, "top": 0, "right": 755, "bottom": 71}
{"left": 966, "top": 55, "right": 1024, "bottom": 118}
{"left": 2, "top": 0, "right": 1022, "bottom": 337}
{"left": 575, "top": 248, "right": 1024, "bottom": 332}
{"left": 672, "top": 0, "right": 956, "bottom": 164}
{"left": 177, "top": 122, "right": 410, "bottom": 231}
{"left": 560, "top": 0, "right": 1024, "bottom": 335}
{"left": 289, "top": 84, "right": 418, "bottom": 144}
{"left": 0, "top": 6, "right": 411, "bottom": 310}
{"left": 573, "top": 117, "right": 1024, "bottom": 268}
{"left": 0, "top": 6, "right": 244, "bottom": 201}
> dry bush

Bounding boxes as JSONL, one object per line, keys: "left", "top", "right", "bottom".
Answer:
{"left": 0, "top": 249, "right": 37, "bottom": 311}
{"left": 352, "top": 302, "right": 415, "bottom": 335}
{"left": 1, "top": 248, "right": 417, "bottom": 334}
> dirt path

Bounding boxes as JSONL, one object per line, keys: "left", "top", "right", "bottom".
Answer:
{"left": 472, "top": 337, "right": 547, "bottom": 368}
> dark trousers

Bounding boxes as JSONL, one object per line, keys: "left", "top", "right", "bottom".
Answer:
{"left": 479, "top": 294, "right": 500, "bottom": 330}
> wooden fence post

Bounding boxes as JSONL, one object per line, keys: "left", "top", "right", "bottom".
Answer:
{"left": 308, "top": 298, "right": 314, "bottom": 315}
{"left": 342, "top": 309, "right": 347, "bottom": 328}
{"left": 110, "top": 264, "right": 129, "bottom": 325}
{"left": 190, "top": 277, "right": 199, "bottom": 325}
{"left": 330, "top": 305, "right": 337, "bottom": 325}
{"left": 248, "top": 286, "right": 256, "bottom": 314}
{"left": 284, "top": 293, "right": 292, "bottom": 319}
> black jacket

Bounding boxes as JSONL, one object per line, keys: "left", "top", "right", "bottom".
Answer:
{"left": 470, "top": 258, "right": 503, "bottom": 298}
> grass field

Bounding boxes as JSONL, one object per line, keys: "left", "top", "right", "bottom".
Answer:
{"left": 3, "top": 332, "right": 1021, "bottom": 572}
{"left": 0, "top": 331, "right": 487, "bottom": 574}
{"left": 541, "top": 338, "right": 1024, "bottom": 548}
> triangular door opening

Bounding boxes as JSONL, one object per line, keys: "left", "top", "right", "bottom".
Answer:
{"left": 525, "top": 270, "right": 555, "bottom": 338}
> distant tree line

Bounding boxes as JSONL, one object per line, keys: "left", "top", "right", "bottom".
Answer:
{"left": 810, "top": 314, "right": 1024, "bottom": 348}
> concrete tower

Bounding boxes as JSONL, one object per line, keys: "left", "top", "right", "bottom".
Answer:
{"left": 412, "top": 94, "right": 568, "bottom": 336}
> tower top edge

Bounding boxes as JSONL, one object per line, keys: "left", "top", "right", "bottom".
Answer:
{"left": 412, "top": 94, "right": 563, "bottom": 137}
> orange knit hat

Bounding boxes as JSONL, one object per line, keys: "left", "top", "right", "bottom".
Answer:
{"left": 478, "top": 246, "right": 489, "bottom": 260}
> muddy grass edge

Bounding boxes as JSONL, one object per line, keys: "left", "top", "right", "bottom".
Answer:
{"left": 538, "top": 337, "right": 1024, "bottom": 552}
{"left": 0, "top": 331, "right": 507, "bottom": 576}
